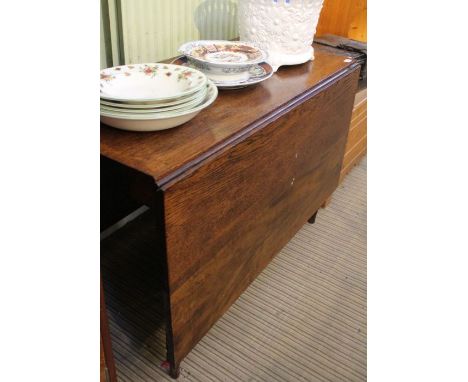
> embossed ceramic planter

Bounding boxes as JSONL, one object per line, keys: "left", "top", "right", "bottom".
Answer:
{"left": 238, "top": 0, "right": 324, "bottom": 71}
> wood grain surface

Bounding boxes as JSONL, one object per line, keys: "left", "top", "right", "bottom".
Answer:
{"left": 322, "top": 89, "right": 367, "bottom": 206}
{"left": 101, "top": 156, "right": 367, "bottom": 381}
{"left": 316, "top": 0, "right": 367, "bottom": 42}
{"left": 341, "top": 91, "right": 367, "bottom": 181}
{"left": 100, "top": 46, "right": 357, "bottom": 188}
{"left": 162, "top": 68, "right": 360, "bottom": 370}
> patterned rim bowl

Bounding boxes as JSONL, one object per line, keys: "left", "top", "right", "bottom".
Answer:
{"left": 171, "top": 57, "right": 274, "bottom": 88}
{"left": 179, "top": 40, "right": 267, "bottom": 67}
{"left": 100, "top": 63, "right": 208, "bottom": 103}
{"left": 178, "top": 40, "right": 268, "bottom": 82}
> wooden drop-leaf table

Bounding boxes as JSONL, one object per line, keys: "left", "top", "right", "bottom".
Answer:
{"left": 100, "top": 45, "right": 360, "bottom": 378}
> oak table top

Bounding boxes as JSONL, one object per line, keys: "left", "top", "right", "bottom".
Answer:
{"left": 100, "top": 45, "right": 357, "bottom": 188}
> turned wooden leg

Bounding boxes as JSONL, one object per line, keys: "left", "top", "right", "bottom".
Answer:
{"left": 169, "top": 364, "right": 180, "bottom": 379}
{"left": 321, "top": 196, "right": 332, "bottom": 208}
{"left": 163, "top": 289, "right": 179, "bottom": 379}
{"left": 308, "top": 210, "right": 318, "bottom": 224}
{"left": 161, "top": 359, "right": 179, "bottom": 379}
{"left": 100, "top": 277, "right": 118, "bottom": 382}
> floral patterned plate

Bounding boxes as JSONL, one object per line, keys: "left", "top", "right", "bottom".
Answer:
{"left": 100, "top": 81, "right": 218, "bottom": 132}
{"left": 100, "top": 63, "right": 207, "bottom": 103}
{"left": 172, "top": 57, "right": 274, "bottom": 90}
{"left": 179, "top": 40, "right": 267, "bottom": 67}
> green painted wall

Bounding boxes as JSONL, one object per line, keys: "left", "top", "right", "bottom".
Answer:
{"left": 100, "top": 11, "right": 108, "bottom": 69}
{"left": 101, "top": 0, "right": 238, "bottom": 69}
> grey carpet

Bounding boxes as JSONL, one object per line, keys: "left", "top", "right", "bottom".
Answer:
{"left": 101, "top": 157, "right": 367, "bottom": 382}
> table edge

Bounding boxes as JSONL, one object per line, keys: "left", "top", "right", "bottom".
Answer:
{"left": 156, "top": 62, "right": 360, "bottom": 189}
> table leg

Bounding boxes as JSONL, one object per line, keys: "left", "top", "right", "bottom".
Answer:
{"left": 308, "top": 210, "right": 318, "bottom": 224}
{"left": 101, "top": 277, "right": 118, "bottom": 382}
{"left": 169, "top": 365, "right": 180, "bottom": 379}
{"left": 164, "top": 299, "right": 180, "bottom": 379}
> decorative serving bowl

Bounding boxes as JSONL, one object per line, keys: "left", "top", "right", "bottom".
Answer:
{"left": 178, "top": 40, "right": 268, "bottom": 82}
{"left": 172, "top": 56, "right": 274, "bottom": 89}
{"left": 100, "top": 63, "right": 207, "bottom": 104}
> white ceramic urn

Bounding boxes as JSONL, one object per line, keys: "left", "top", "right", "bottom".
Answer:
{"left": 238, "top": 0, "right": 324, "bottom": 72}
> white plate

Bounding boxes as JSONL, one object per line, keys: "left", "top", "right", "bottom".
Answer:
{"left": 100, "top": 81, "right": 218, "bottom": 132}
{"left": 100, "top": 86, "right": 206, "bottom": 109}
{"left": 100, "top": 87, "right": 207, "bottom": 114}
{"left": 172, "top": 57, "right": 274, "bottom": 90}
{"left": 100, "top": 63, "right": 207, "bottom": 103}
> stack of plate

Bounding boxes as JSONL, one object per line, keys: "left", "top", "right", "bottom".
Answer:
{"left": 100, "top": 63, "right": 218, "bottom": 132}
{"left": 176, "top": 40, "right": 274, "bottom": 90}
